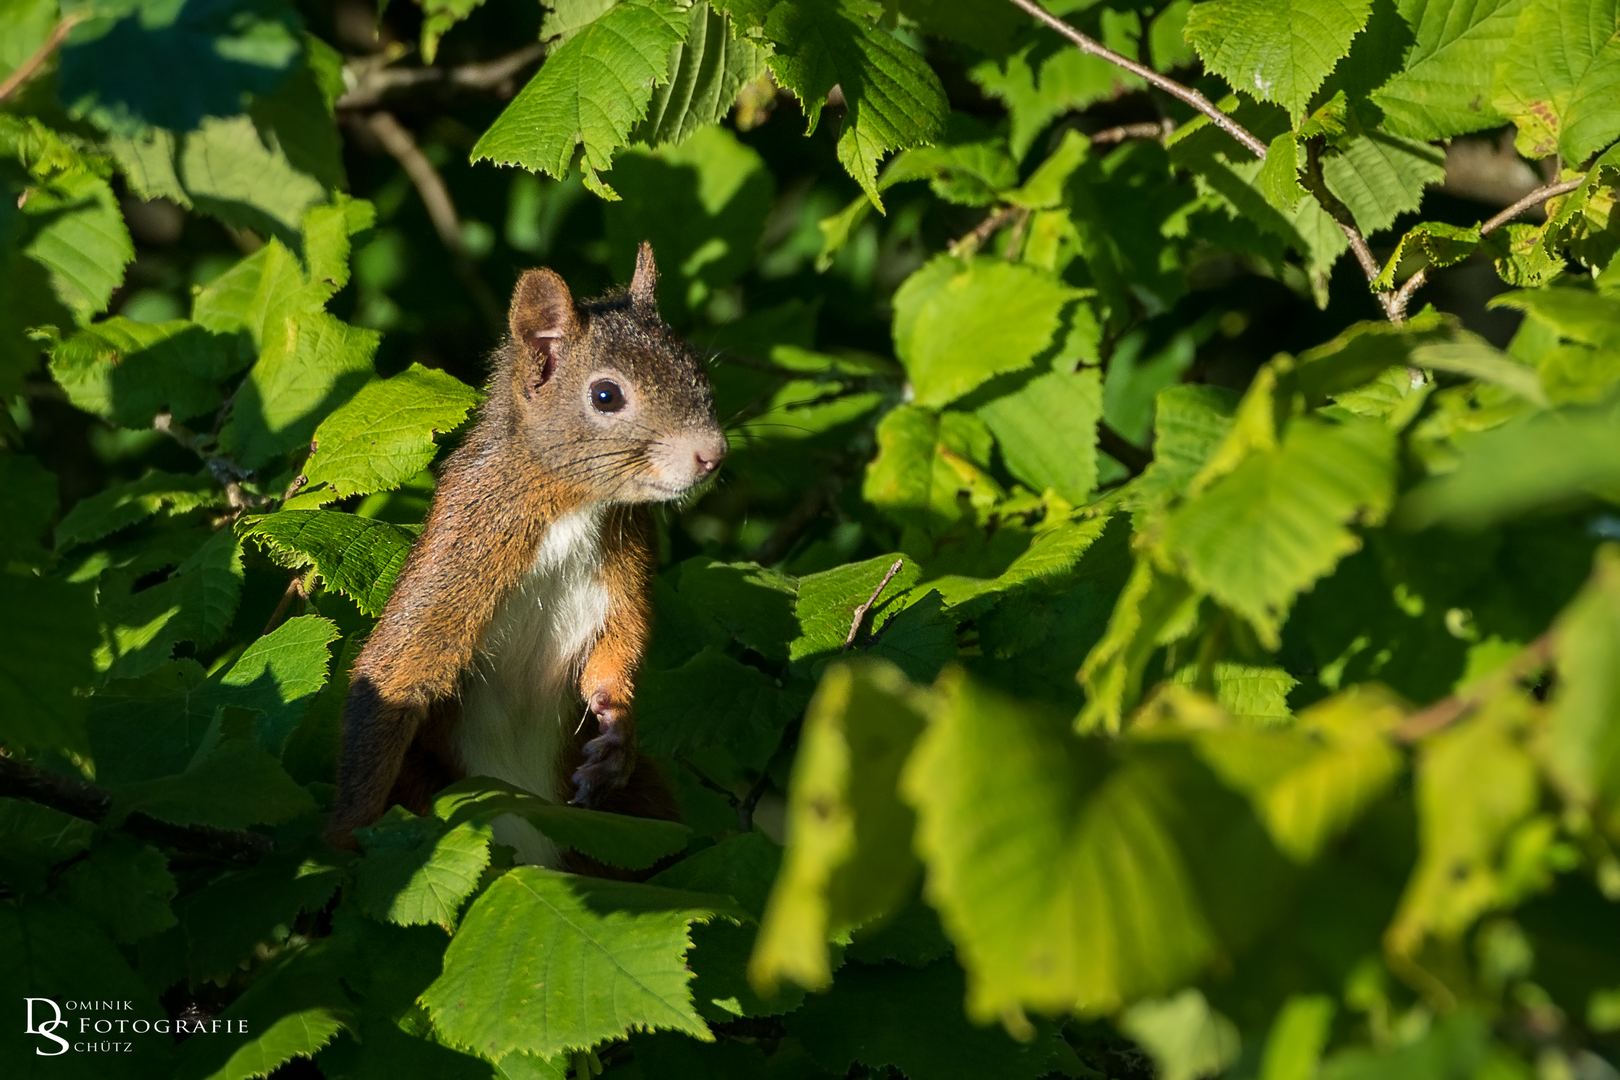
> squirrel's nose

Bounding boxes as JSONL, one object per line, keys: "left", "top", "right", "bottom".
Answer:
{"left": 694, "top": 441, "right": 727, "bottom": 476}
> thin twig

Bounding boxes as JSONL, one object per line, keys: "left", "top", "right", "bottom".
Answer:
{"left": 1004, "top": 0, "right": 1268, "bottom": 159}
{"left": 1097, "top": 420, "right": 1152, "bottom": 477}
{"left": 950, "top": 206, "right": 1021, "bottom": 258}
{"left": 336, "top": 42, "right": 545, "bottom": 110}
{"left": 361, "top": 111, "right": 505, "bottom": 335}
{"left": 1388, "top": 267, "right": 1428, "bottom": 324}
{"left": 262, "top": 574, "right": 308, "bottom": 636}
{"left": 0, "top": 16, "right": 78, "bottom": 103}
{"left": 843, "top": 558, "right": 904, "bottom": 650}
{"left": 1090, "top": 119, "right": 1175, "bottom": 145}
{"left": 737, "top": 713, "right": 804, "bottom": 833}
{"left": 673, "top": 752, "right": 740, "bottom": 807}
{"left": 1392, "top": 631, "right": 1555, "bottom": 744}
{"left": 751, "top": 471, "right": 844, "bottom": 566}
{"left": 1479, "top": 176, "right": 1586, "bottom": 237}
{"left": 0, "top": 756, "right": 272, "bottom": 864}
{"left": 153, "top": 411, "right": 262, "bottom": 512}
{"left": 1300, "top": 140, "right": 1407, "bottom": 322}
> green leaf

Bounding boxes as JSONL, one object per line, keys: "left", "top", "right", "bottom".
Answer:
{"left": 1399, "top": 397, "right": 1620, "bottom": 528}
{"left": 861, "top": 406, "right": 998, "bottom": 534}
{"left": 0, "top": 0, "right": 55, "bottom": 82}
{"left": 1257, "top": 132, "right": 1307, "bottom": 211}
{"left": 1492, "top": 0, "right": 1620, "bottom": 162}
{"left": 240, "top": 510, "right": 418, "bottom": 617}
{"left": 970, "top": 30, "right": 1146, "bottom": 160}
{"left": 174, "top": 941, "right": 353, "bottom": 1080}
{"left": 1409, "top": 341, "right": 1549, "bottom": 405}
{"left": 638, "top": 647, "right": 806, "bottom": 759}
{"left": 20, "top": 169, "right": 135, "bottom": 319}
{"left": 422, "top": 869, "right": 743, "bottom": 1059}
{"left": 219, "top": 311, "right": 379, "bottom": 469}
{"left": 111, "top": 738, "right": 317, "bottom": 831}
{"left": 790, "top": 553, "right": 922, "bottom": 667}
{"left": 47, "top": 318, "right": 250, "bottom": 428}
{"left": 55, "top": 469, "right": 224, "bottom": 549}
{"left": 469, "top": 0, "right": 689, "bottom": 198}
{"left": 0, "top": 798, "right": 95, "bottom": 893}
{"left": 433, "top": 776, "right": 693, "bottom": 870}
{"left": 1320, "top": 132, "right": 1447, "bottom": 236}
{"left": 1077, "top": 555, "right": 1200, "bottom": 733}
{"left": 1183, "top": 0, "right": 1373, "bottom": 119}
{"left": 355, "top": 808, "right": 493, "bottom": 929}
{"left": 636, "top": 1, "right": 768, "bottom": 146}
{"left": 751, "top": 661, "right": 930, "bottom": 993}
{"left": 1162, "top": 418, "right": 1397, "bottom": 648}
{"left": 1120, "top": 989, "right": 1241, "bottom": 1080}
{"left": 1126, "top": 384, "right": 1239, "bottom": 513}
{"left": 180, "top": 845, "right": 347, "bottom": 982}
{"left": 302, "top": 364, "right": 480, "bottom": 500}
{"left": 1191, "top": 685, "right": 1404, "bottom": 860}
{"left": 721, "top": 0, "right": 948, "bottom": 206}
{"left": 421, "top": 0, "right": 487, "bottom": 63}
{"left": 1387, "top": 694, "right": 1540, "bottom": 956}
{"left": 787, "top": 959, "right": 1076, "bottom": 1079}
{"left": 902, "top": 671, "right": 1216, "bottom": 1019}
{"left": 0, "top": 896, "right": 172, "bottom": 1075}
{"left": 977, "top": 366, "right": 1103, "bottom": 504}
{"left": 0, "top": 451, "right": 57, "bottom": 568}
{"left": 1373, "top": 221, "right": 1481, "bottom": 290}
{"left": 96, "top": 526, "right": 245, "bottom": 680}
{"left": 219, "top": 614, "right": 341, "bottom": 755}
{"left": 1170, "top": 662, "right": 1299, "bottom": 725}
{"left": 602, "top": 125, "right": 774, "bottom": 312}
{"left": 1544, "top": 545, "right": 1620, "bottom": 831}
{"left": 59, "top": 0, "right": 303, "bottom": 135}
{"left": 1373, "top": 0, "right": 1530, "bottom": 139}
{"left": 0, "top": 573, "right": 98, "bottom": 755}
{"left": 56, "top": 834, "right": 178, "bottom": 944}
{"left": 892, "top": 255, "right": 1082, "bottom": 408}
{"left": 1260, "top": 995, "right": 1336, "bottom": 1080}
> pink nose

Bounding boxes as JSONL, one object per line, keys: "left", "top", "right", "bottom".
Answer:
{"left": 694, "top": 444, "right": 725, "bottom": 476}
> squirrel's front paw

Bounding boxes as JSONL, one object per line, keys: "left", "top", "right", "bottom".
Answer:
{"left": 571, "top": 692, "right": 634, "bottom": 808}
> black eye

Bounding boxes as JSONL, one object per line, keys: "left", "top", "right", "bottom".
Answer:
{"left": 590, "top": 380, "right": 625, "bottom": 413}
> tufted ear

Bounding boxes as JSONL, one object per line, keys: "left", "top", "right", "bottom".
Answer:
{"left": 509, "top": 268, "right": 578, "bottom": 397}
{"left": 628, "top": 242, "right": 658, "bottom": 315}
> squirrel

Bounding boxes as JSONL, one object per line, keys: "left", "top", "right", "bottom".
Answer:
{"left": 325, "top": 244, "right": 727, "bottom": 864}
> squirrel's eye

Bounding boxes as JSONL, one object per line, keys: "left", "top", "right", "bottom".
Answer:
{"left": 590, "top": 380, "right": 626, "bottom": 413}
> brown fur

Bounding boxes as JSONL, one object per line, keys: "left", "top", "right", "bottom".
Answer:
{"left": 327, "top": 245, "right": 721, "bottom": 851}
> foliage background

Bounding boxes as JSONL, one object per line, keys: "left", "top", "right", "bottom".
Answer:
{"left": 3, "top": 0, "right": 1620, "bottom": 1077}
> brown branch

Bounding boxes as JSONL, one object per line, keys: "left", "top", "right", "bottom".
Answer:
{"left": 1479, "top": 177, "right": 1586, "bottom": 237}
{"left": 1090, "top": 120, "right": 1176, "bottom": 146}
{"left": 153, "top": 411, "right": 263, "bottom": 512}
{"left": 1004, "top": 0, "right": 1268, "bottom": 159}
{"left": 336, "top": 42, "right": 545, "bottom": 111}
{"left": 0, "top": 17, "right": 78, "bottom": 103}
{"left": 737, "top": 712, "right": 805, "bottom": 833}
{"left": 1097, "top": 420, "right": 1152, "bottom": 477}
{"left": 1392, "top": 631, "right": 1555, "bottom": 744}
{"left": 362, "top": 110, "right": 502, "bottom": 333}
{"left": 1300, "top": 139, "right": 1409, "bottom": 322}
{"left": 262, "top": 574, "right": 308, "bottom": 637}
{"left": 1388, "top": 267, "right": 1428, "bottom": 325}
{"left": 844, "top": 558, "right": 904, "bottom": 650}
{"left": 0, "top": 755, "right": 272, "bottom": 864}
{"left": 361, "top": 111, "right": 504, "bottom": 336}
{"left": 950, "top": 206, "right": 1021, "bottom": 258}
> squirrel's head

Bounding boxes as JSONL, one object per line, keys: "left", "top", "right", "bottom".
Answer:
{"left": 502, "top": 243, "right": 727, "bottom": 504}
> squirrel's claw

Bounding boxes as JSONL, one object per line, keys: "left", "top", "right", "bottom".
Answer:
{"left": 570, "top": 694, "right": 634, "bottom": 807}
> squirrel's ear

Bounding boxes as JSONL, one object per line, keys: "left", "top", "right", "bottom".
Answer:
{"left": 509, "top": 268, "right": 578, "bottom": 396}
{"left": 629, "top": 242, "right": 658, "bottom": 314}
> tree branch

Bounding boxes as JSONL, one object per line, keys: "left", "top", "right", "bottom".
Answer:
{"left": 1004, "top": 0, "right": 1268, "bottom": 159}
{"left": 153, "top": 411, "right": 264, "bottom": 512}
{"left": 1089, "top": 119, "right": 1176, "bottom": 146}
{"left": 0, "top": 756, "right": 273, "bottom": 865}
{"left": 950, "top": 206, "right": 1022, "bottom": 258}
{"left": 844, "top": 558, "right": 904, "bottom": 649}
{"left": 336, "top": 42, "right": 545, "bottom": 111}
{"left": 1479, "top": 177, "right": 1586, "bottom": 237}
{"left": 0, "top": 17, "right": 78, "bottom": 104}
{"left": 360, "top": 111, "right": 505, "bottom": 336}
{"left": 1392, "top": 631, "right": 1555, "bottom": 744}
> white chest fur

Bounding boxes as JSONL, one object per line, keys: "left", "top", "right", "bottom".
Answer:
{"left": 457, "top": 505, "right": 611, "bottom": 865}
